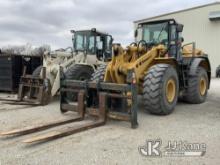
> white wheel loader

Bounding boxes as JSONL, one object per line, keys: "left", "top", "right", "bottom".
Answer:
{"left": 6, "top": 28, "right": 113, "bottom": 105}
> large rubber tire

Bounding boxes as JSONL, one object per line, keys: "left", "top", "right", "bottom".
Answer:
{"left": 82, "top": 64, "right": 107, "bottom": 107}
{"left": 65, "top": 64, "right": 94, "bottom": 81}
{"left": 32, "top": 65, "right": 42, "bottom": 77}
{"left": 63, "top": 64, "right": 94, "bottom": 104}
{"left": 31, "top": 65, "right": 51, "bottom": 105}
{"left": 143, "top": 64, "right": 179, "bottom": 115}
{"left": 90, "top": 64, "right": 125, "bottom": 111}
{"left": 90, "top": 64, "right": 107, "bottom": 82}
{"left": 183, "top": 67, "right": 208, "bottom": 104}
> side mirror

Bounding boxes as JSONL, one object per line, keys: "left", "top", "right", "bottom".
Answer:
{"left": 134, "top": 29, "right": 138, "bottom": 38}
{"left": 176, "top": 24, "right": 183, "bottom": 32}
{"left": 70, "top": 30, "right": 75, "bottom": 33}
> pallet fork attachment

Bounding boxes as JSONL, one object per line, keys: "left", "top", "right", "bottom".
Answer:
{"left": 0, "top": 79, "right": 138, "bottom": 144}
{"left": 60, "top": 80, "right": 138, "bottom": 129}
{"left": 0, "top": 67, "right": 50, "bottom": 106}
{"left": 0, "top": 91, "right": 107, "bottom": 143}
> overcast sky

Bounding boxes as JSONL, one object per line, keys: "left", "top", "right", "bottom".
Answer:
{"left": 0, "top": 0, "right": 216, "bottom": 49}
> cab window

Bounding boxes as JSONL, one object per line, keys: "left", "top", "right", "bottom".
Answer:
{"left": 96, "top": 36, "right": 103, "bottom": 50}
{"left": 75, "top": 33, "right": 85, "bottom": 50}
{"left": 88, "top": 35, "right": 95, "bottom": 54}
{"left": 106, "top": 36, "right": 112, "bottom": 51}
{"left": 143, "top": 22, "right": 168, "bottom": 46}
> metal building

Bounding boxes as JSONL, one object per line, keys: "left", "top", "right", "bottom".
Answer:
{"left": 134, "top": 2, "right": 220, "bottom": 76}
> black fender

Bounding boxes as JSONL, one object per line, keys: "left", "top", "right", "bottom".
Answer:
{"left": 189, "top": 56, "right": 211, "bottom": 88}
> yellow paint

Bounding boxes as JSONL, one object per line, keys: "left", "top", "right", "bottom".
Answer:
{"left": 103, "top": 43, "right": 205, "bottom": 94}
{"left": 199, "top": 77, "right": 206, "bottom": 96}
{"left": 166, "top": 79, "right": 176, "bottom": 103}
{"left": 104, "top": 44, "right": 167, "bottom": 93}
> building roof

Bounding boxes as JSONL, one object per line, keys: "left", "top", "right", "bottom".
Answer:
{"left": 134, "top": 1, "right": 220, "bottom": 23}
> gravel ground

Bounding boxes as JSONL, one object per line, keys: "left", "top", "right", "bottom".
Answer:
{"left": 0, "top": 78, "right": 220, "bottom": 165}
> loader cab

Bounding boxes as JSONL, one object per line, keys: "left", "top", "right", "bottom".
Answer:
{"left": 136, "top": 19, "right": 183, "bottom": 60}
{"left": 71, "top": 29, "right": 113, "bottom": 61}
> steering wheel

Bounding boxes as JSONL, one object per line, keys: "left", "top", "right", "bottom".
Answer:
{"left": 137, "top": 40, "right": 148, "bottom": 55}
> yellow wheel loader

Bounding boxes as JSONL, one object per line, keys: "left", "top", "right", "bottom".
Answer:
{"left": 60, "top": 19, "right": 211, "bottom": 127}
{"left": 0, "top": 19, "right": 211, "bottom": 143}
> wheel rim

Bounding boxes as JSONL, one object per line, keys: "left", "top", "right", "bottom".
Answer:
{"left": 199, "top": 77, "right": 206, "bottom": 96}
{"left": 166, "top": 79, "right": 176, "bottom": 103}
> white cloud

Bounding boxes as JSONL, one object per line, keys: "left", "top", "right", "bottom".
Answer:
{"left": 0, "top": 0, "right": 215, "bottom": 49}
